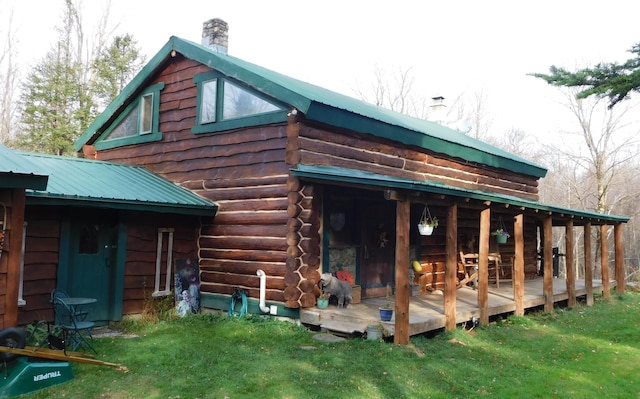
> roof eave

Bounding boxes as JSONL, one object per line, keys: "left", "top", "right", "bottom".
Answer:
{"left": 0, "top": 173, "right": 49, "bottom": 190}
{"left": 304, "top": 102, "right": 548, "bottom": 179}
{"left": 26, "top": 194, "right": 219, "bottom": 217}
{"left": 291, "top": 164, "right": 628, "bottom": 224}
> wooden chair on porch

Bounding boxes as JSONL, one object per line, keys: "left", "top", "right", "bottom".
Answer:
{"left": 458, "top": 251, "right": 503, "bottom": 287}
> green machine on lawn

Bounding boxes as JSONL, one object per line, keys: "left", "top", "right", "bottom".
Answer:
{"left": 0, "top": 327, "right": 123, "bottom": 397}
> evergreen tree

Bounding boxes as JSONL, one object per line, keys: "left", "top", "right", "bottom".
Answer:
{"left": 93, "top": 33, "right": 146, "bottom": 110}
{"left": 17, "top": 9, "right": 84, "bottom": 156}
{"left": 531, "top": 43, "right": 640, "bottom": 109}
{"left": 14, "top": 0, "right": 145, "bottom": 155}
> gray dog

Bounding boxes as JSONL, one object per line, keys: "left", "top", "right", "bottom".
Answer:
{"left": 320, "top": 273, "right": 353, "bottom": 308}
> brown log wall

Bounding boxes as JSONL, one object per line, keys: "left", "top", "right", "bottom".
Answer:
{"left": 97, "top": 57, "right": 296, "bottom": 307}
{"left": 298, "top": 125, "right": 540, "bottom": 201}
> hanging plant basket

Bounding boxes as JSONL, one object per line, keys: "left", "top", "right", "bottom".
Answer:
{"left": 491, "top": 216, "right": 510, "bottom": 244}
{"left": 417, "top": 203, "right": 438, "bottom": 236}
{"left": 418, "top": 224, "right": 434, "bottom": 236}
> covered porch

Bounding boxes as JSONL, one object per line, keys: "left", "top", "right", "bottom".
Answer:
{"left": 300, "top": 277, "right": 610, "bottom": 337}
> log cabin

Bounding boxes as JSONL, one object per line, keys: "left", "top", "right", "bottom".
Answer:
{"left": 71, "top": 19, "right": 629, "bottom": 342}
{"left": 2, "top": 19, "right": 628, "bottom": 343}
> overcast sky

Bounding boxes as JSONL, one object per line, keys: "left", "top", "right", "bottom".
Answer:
{"left": 4, "top": 0, "right": 640, "bottom": 141}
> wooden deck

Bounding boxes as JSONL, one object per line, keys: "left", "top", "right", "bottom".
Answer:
{"left": 299, "top": 277, "right": 608, "bottom": 337}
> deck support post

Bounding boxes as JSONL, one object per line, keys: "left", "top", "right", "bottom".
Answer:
{"left": 513, "top": 213, "right": 524, "bottom": 316}
{"left": 600, "top": 224, "right": 610, "bottom": 298}
{"left": 444, "top": 202, "right": 457, "bottom": 331}
{"left": 394, "top": 195, "right": 410, "bottom": 345}
{"left": 478, "top": 207, "right": 490, "bottom": 324}
{"left": 614, "top": 223, "right": 625, "bottom": 294}
{"left": 543, "top": 216, "right": 553, "bottom": 312}
{"left": 565, "top": 220, "right": 576, "bottom": 308}
{"left": 584, "top": 223, "right": 594, "bottom": 306}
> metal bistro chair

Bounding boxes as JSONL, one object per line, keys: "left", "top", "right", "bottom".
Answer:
{"left": 50, "top": 289, "right": 88, "bottom": 321}
{"left": 53, "top": 298, "right": 97, "bottom": 354}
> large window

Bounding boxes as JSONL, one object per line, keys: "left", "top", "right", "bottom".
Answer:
{"left": 96, "top": 83, "right": 164, "bottom": 150}
{"left": 193, "top": 72, "right": 287, "bottom": 134}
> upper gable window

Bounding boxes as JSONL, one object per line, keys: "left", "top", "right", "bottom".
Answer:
{"left": 193, "top": 72, "right": 287, "bottom": 134}
{"left": 95, "top": 83, "right": 164, "bottom": 150}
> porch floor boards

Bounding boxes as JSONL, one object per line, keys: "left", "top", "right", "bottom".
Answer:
{"left": 300, "top": 277, "right": 606, "bottom": 337}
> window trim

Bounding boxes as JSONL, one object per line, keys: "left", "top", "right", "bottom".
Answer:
{"left": 18, "top": 222, "right": 27, "bottom": 307}
{"left": 95, "top": 82, "right": 165, "bottom": 150}
{"left": 152, "top": 228, "right": 174, "bottom": 298}
{"left": 192, "top": 71, "right": 288, "bottom": 135}
{"left": 139, "top": 92, "right": 154, "bottom": 134}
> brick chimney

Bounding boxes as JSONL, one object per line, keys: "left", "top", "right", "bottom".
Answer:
{"left": 201, "top": 18, "right": 229, "bottom": 54}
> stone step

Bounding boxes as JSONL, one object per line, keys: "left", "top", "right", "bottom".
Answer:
{"left": 320, "top": 320, "right": 368, "bottom": 336}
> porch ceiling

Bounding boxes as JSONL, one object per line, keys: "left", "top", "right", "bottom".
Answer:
{"left": 291, "top": 164, "right": 629, "bottom": 226}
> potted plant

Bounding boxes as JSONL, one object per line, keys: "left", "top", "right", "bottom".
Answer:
{"left": 379, "top": 284, "right": 394, "bottom": 322}
{"left": 317, "top": 292, "right": 330, "bottom": 309}
{"left": 491, "top": 229, "right": 510, "bottom": 244}
{"left": 418, "top": 204, "right": 438, "bottom": 236}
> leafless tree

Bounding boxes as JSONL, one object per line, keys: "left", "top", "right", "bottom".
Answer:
{"left": 0, "top": 9, "right": 19, "bottom": 144}
{"left": 539, "top": 86, "right": 640, "bottom": 280}
{"left": 352, "top": 64, "right": 429, "bottom": 117}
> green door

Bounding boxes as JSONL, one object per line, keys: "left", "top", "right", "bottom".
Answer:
{"left": 67, "top": 221, "right": 119, "bottom": 323}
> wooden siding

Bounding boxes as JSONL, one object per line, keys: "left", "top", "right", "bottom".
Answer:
{"left": 298, "top": 124, "right": 540, "bottom": 201}
{"left": 17, "top": 207, "right": 200, "bottom": 324}
{"left": 96, "top": 58, "right": 309, "bottom": 307}
{"left": 18, "top": 211, "right": 61, "bottom": 325}
{"left": 121, "top": 212, "right": 199, "bottom": 315}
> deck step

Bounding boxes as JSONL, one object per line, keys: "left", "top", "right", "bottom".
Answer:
{"left": 320, "top": 320, "right": 368, "bottom": 335}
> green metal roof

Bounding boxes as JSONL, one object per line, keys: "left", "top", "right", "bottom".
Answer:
{"left": 75, "top": 36, "right": 547, "bottom": 179}
{"left": 291, "top": 164, "right": 629, "bottom": 225}
{"left": 0, "top": 144, "right": 49, "bottom": 190}
{"left": 21, "top": 152, "right": 218, "bottom": 216}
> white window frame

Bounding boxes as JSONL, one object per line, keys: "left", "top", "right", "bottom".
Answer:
{"left": 139, "top": 92, "right": 154, "bottom": 134}
{"left": 152, "top": 228, "right": 174, "bottom": 297}
{"left": 18, "top": 222, "right": 27, "bottom": 307}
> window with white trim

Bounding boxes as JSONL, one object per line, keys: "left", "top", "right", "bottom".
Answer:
{"left": 18, "top": 222, "right": 27, "bottom": 306}
{"left": 152, "top": 228, "right": 174, "bottom": 297}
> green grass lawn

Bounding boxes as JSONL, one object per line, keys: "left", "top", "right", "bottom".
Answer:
{"left": 19, "top": 291, "right": 640, "bottom": 398}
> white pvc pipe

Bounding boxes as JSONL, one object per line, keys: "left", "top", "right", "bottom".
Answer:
{"left": 256, "top": 269, "right": 270, "bottom": 313}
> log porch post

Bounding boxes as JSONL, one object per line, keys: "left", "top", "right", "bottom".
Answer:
{"left": 614, "top": 223, "right": 625, "bottom": 294}
{"left": 513, "top": 213, "right": 524, "bottom": 316}
{"left": 584, "top": 223, "right": 594, "bottom": 306}
{"left": 394, "top": 195, "right": 410, "bottom": 345}
{"left": 444, "top": 202, "right": 457, "bottom": 331}
{"left": 4, "top": 190, "right": 25, "bottom": 328}
{"left": 600, "top": 224, "right": 610, "bottom": 298}
{"left": 478, "top": 207, "right": 490, "bottom": 324}
{"left": 542, "top": 216, "right": 553, "bottom": 312}
{"left": 565, "top": 219, "right": 576, "bottom": 308}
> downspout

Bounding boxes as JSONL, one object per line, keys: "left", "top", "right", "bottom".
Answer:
{"left": 256, "top": 270, "right": 276, "bottom": 315}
